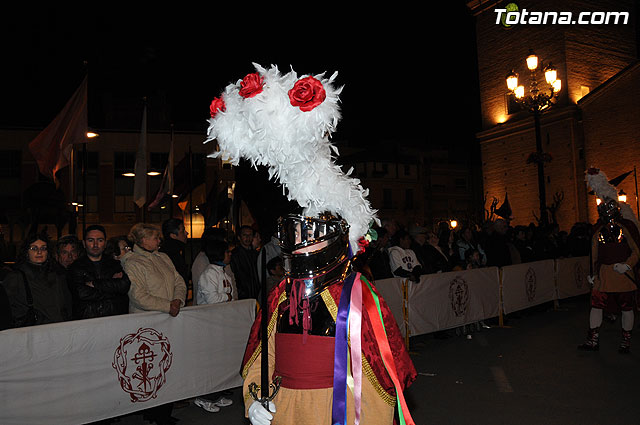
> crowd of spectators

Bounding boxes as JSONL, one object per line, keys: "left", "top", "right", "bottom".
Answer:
{"left": 0, "top": 217, "right": 594, "bottom": 332}
{"left": 357, "top": 218, "right": 593, "bottom": 283}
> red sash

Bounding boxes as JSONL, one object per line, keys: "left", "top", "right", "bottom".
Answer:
{"left": 274, "top": 333, "right": 335, "bottom": 389}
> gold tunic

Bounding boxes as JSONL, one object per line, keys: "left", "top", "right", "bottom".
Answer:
{"left": 242, "top": 290, "right": 397, "bottom": 425}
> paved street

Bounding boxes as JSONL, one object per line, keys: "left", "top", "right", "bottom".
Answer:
{"left": 112, "top": 294, "right": 640, "bottom": 425}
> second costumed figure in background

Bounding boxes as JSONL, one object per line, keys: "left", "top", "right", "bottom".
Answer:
{"left": 579, "top": 168, "right": 640, "bottom": 354}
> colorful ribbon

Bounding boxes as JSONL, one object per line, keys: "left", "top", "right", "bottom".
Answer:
{"left": 331, "top": 272, "right": 355, "bottom": 425}
{"left": 333, "top": 260, "right": 413, "bottom": 425}
{"left": 361, "top": 277, "right": 415, "bottom": 425}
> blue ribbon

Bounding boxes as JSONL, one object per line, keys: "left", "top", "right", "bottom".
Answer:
{"left": 331, "top": 272, "right": 356, "bottom": 425}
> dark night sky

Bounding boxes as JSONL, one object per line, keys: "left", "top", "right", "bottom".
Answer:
{"left": 0, "top": 5, "right": 481, "bottom": 148}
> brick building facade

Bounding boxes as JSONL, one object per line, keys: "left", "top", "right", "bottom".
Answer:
{"left": 468, "top": 0, "right": 638, "bottom": 230}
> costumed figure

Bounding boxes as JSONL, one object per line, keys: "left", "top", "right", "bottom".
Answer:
{"left": 579, "top": 168, "right": 640, "bottom": 353}
{"left": 205, "top": 64, "right": 417, "bottom": 425}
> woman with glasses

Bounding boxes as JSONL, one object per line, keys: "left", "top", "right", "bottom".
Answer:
{"left": 105, "top": 235, "right": 134, "bottom": 264}
{"left": 2, "top": 232, "right": 72, "bottom": 327}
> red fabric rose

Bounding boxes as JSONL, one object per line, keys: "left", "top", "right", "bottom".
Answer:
{"left": 288, "top": 76, "right": 326, "bottom": 112}
{"left": 357, "top": 236, "right": 369, "bottom": 251}
{"left": 209, "top": 97, "right": 225, "bottom": 118}
{"left": 238, "top": 73, "right": 264, "bottom": 99}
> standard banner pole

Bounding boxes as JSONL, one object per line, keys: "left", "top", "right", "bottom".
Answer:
{"left": 402, "top": 278, "right": 410, "bottom": 349}
{"left": 498, "top": 268, "right": 505, "bottom": 328}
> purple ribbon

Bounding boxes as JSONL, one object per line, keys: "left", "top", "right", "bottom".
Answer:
{"left": 331, "top": 272, "right": 356, "bottom": 425}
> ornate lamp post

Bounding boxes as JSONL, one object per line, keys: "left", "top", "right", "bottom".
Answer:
{"left": 505, "top": 50, "right": 561, "bottom": 227}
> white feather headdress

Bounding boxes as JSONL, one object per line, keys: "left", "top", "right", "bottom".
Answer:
{"left": 586, "top": 167, "right": 638, "bottom": 225}
{"left": 205, "top": 63, "right": 378, "bottom": 252}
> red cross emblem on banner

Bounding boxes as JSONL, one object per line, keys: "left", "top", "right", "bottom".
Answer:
{"left": 112, "top": 328, "right": 173, "bottom": 402}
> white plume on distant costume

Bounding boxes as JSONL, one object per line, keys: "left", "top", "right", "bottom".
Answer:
{"left": 586, "top": 167, "right": 638, "bottom": 225}
{"left": 205, "top": 63, "right": 378, "bottom": 251}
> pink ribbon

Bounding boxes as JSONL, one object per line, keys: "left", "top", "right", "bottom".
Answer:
{"left": 349, "top": 275, "right": 363, "bottom": 425}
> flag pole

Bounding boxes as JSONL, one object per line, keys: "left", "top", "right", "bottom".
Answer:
{"left": 80, "top": 62, "right": 88, "bottom": 235}
{"left": 169, "top": 124, "right": 174, "bottom": 218}
{"left": 69, "top": 145, "right": 77, "bottom": 237}
{"left": 144, "top": 100, "right": 148, "bottom": 224}
{"left": 188, "top": 142, "right": 194, "bottom": 263}
{"left": 82, "top": 142, "right": 87, "bottom": 234}
{"left": 634, "top": 166, "right": 639, "bottom": 219}
{"left": 133, "top": 97, "right": 148, "bottom": 222}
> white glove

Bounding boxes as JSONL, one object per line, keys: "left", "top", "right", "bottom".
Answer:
{"left": 248, "top": 400, "right": 276, "bottom": 425}
{"left": 613, "top": 263, "right": 631, "bottom": 274}
{"left": 587, "top": 275, "right": 595, "bottom": 286}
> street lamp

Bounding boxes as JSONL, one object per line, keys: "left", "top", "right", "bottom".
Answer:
{"left": 505, "top": 50, "right": 561, "bottom": 227}
{"left": 618, "top": 190, "right": 627, "bottom": 203}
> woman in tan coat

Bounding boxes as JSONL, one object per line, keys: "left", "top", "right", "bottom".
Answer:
{"left": 124, "top": 223, "right": 187, "bottom": 316}
{"left": 123, "top": 223, "right": 187, "bottom": 424}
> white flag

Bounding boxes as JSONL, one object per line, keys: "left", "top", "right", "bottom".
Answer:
{"left": 133, "top": 103, "right": 147, "bottom": 208}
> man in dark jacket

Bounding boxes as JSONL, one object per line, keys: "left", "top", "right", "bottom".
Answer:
{"left": 160, "top": 218, "right": 190, "bottom": 288}
{"left": 67, "top": 225, "right": 130, "bottom": 319}
{"left": 230, "top": 225, "right": 260, "bottom": 300}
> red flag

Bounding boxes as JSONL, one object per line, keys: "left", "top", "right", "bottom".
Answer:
{"left": 28, "top": 76, "right": 89, "bottom": 181}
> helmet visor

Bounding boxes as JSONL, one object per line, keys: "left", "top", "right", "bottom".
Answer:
{"left": 278, "top": 215, "right": 346, "bottom": 253}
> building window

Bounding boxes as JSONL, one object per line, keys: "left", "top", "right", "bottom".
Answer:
{"left": 373, "top": 162, "right": 389, "bottom": 178}
{"left": 149, "top": 152, "right": 168, "bottom": 175}
{"left": 75, "top": 151, "right": 99, "bottom": 213}
{"left": 0, "top": 150, "right": 22, "bottom": 217}
{"left": 114, "top": 152, "right": 136, "bottom": 213}
{"left": 356, "top": 162, "right": 367, "bottom": 178}
{"left": 454, "top": 178, "right": 467, "bottom": 189}
{"left": 431, "top": 175, "right": 447, "bottom": 190}
{"left": 148, "top": 152, "right": 169, "bottom": 204}
{"left": 383, "top": 188, "right": 393, "bottom": 209}
{"left": 405, "top": 189, "right": 414, "bottom": 210}
{"left": 0, "top": 150, "right": 21, "bottom": 178}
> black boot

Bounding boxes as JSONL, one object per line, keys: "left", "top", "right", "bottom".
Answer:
{"left": 578, "top": 327, "right": 600, "bottom": 351}
{"left": 619, "top": 330, "right": 632, "bottom": 354}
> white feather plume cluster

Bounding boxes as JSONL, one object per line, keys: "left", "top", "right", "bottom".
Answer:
{"left": 586, "top": 168, "right": 638, "bottom": 225}
{"left": 585, "top": 168, "right": 618, "bottom": 202}
{"left": 205, "top": 63, "right": 378, "bottom": 251}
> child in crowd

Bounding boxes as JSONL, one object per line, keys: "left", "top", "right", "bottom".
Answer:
{"left": 265, "top": 256, "right": 284, "bottom": 293}
{"left": 465, "top": 248, "right": 482, "bottom": 270}
{"left": 196, "top": 240, "right": 234, "bottom": 305}
{"left": 194, "top": 239, "right": 234, "bottom": 413}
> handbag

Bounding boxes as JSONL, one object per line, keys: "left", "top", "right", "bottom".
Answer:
{"left": 13, "top": 269, "right": 41, "bottom": 327}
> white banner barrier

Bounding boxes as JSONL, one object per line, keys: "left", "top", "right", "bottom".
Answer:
{"left": 374, "top": 257, "right": 591, "bottom": 337}
{"left": 0, "top": 299, "right": 256, "bottom": 425}
{"left": 501, "top": 259, "right": 556, "bottom": 314}
{"left": 556, "top": 256, "right": 591, "bottom": 299}
{"left": 371, "top": 277, "right": 406, "bottom": 335}
{"left": 407, "top": 267, "right": 501, "bottom": 336}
